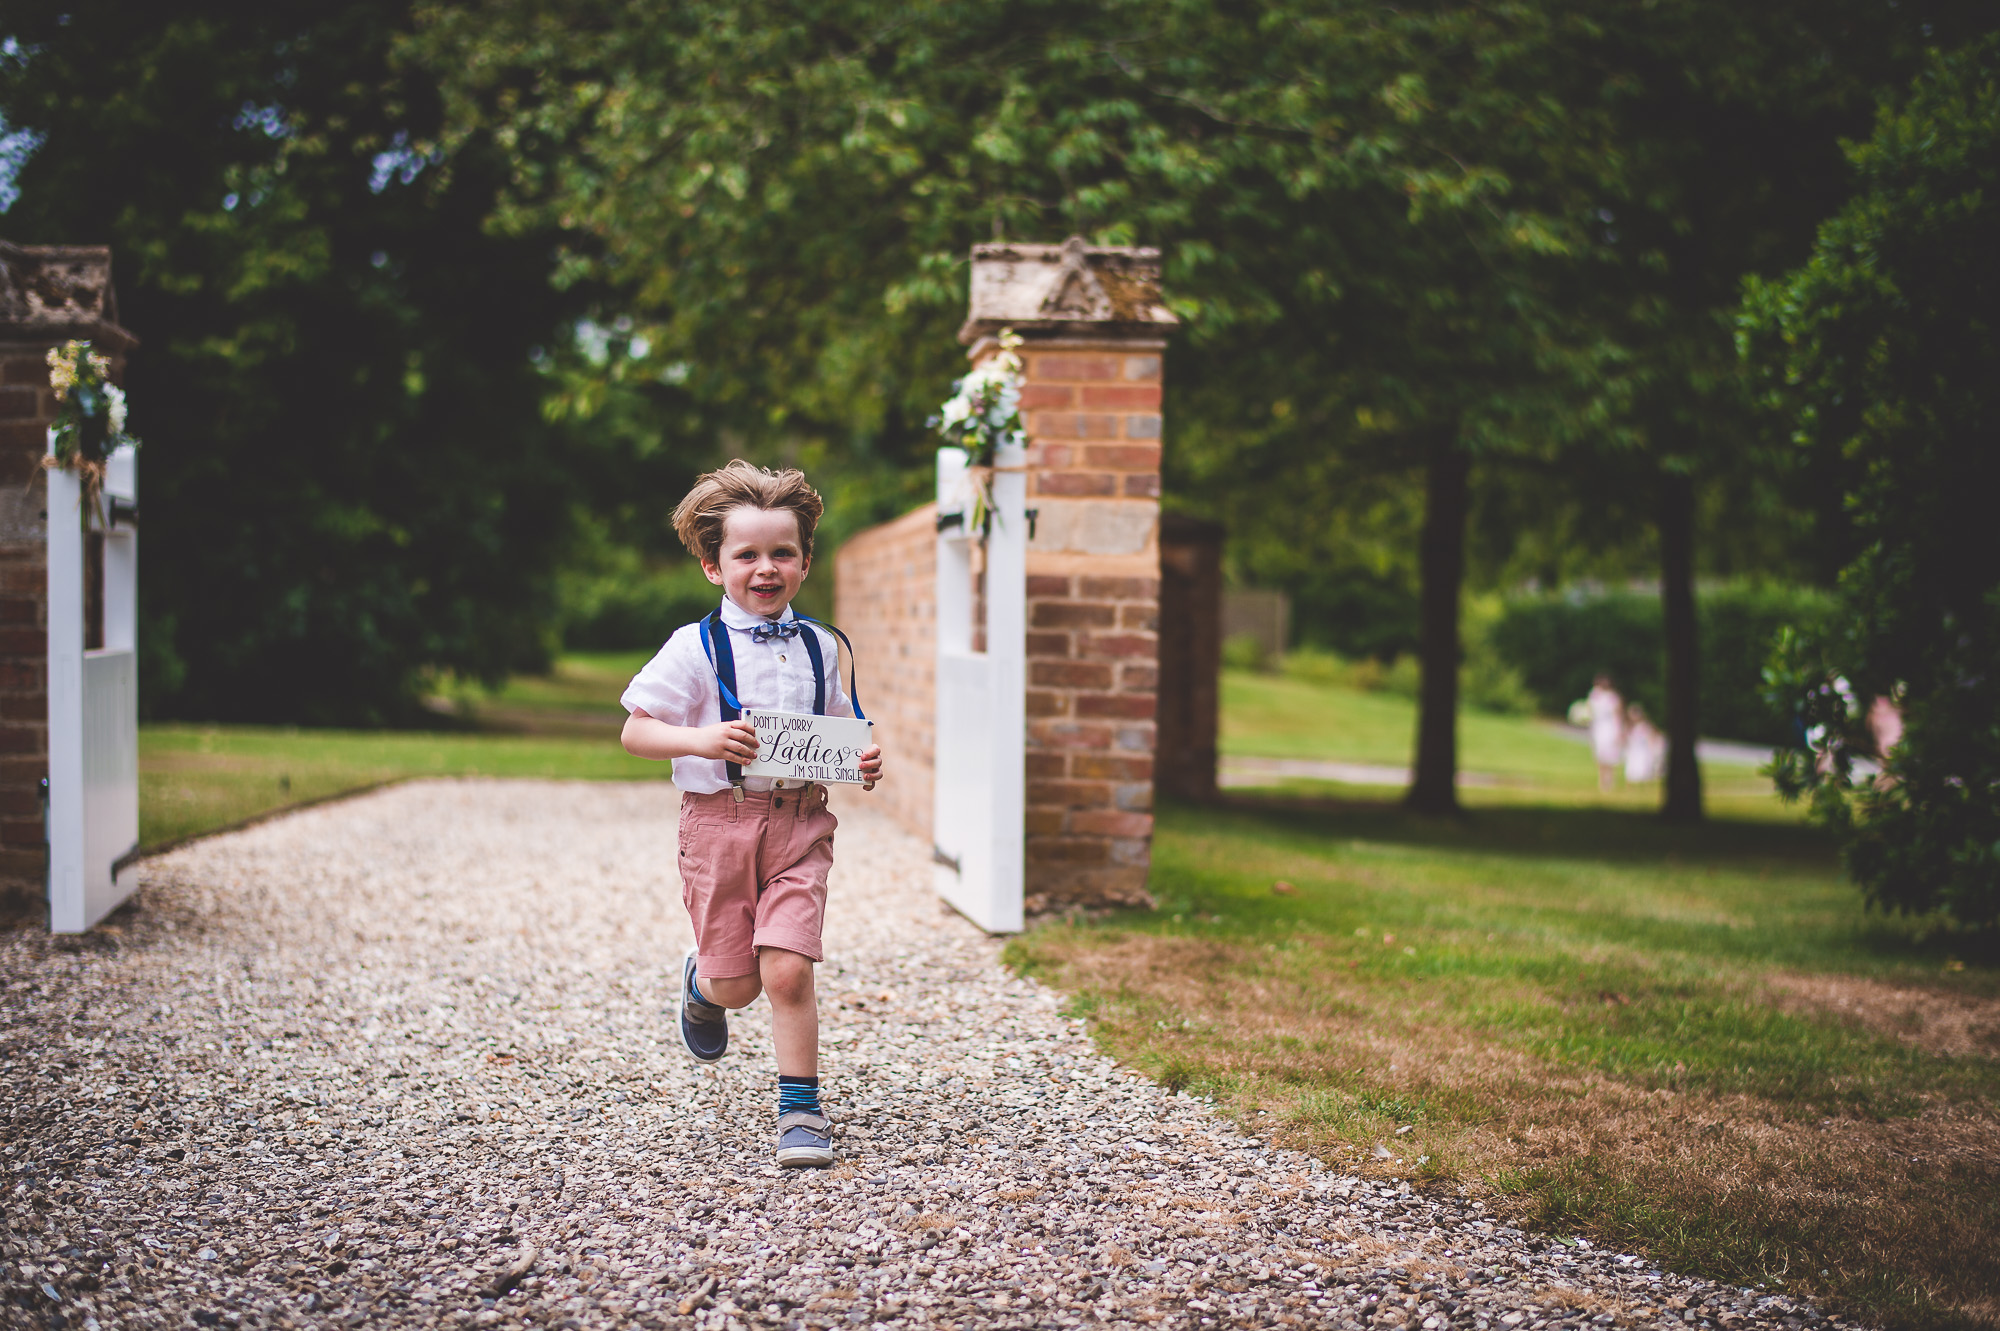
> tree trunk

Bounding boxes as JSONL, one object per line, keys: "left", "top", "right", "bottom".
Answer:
{"left": 1406, "top": 434, "right": 1468, "bottom": 816}
{"left": 1659, "top": 470, "right": 1704, "bottom": 822}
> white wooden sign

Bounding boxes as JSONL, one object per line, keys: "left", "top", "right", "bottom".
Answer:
{"left": 741, "top": 710, "right": 874, "bottom": 785}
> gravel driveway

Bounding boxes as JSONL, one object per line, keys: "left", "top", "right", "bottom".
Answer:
{"left": 0, "top": 780, "right": 1835, "bottom": 1331}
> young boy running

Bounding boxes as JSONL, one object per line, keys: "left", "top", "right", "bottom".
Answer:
{"left": 619, "top": 460, "right": 883, "bottom": 1168}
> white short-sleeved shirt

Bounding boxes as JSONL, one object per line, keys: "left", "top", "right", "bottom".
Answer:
{"left": 621, "top": 598, "right": 853, "bottom": 794}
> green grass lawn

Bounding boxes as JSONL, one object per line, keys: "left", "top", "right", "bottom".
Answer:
{"left": 139, "top": 722, "right": 666, "bottom": 847}
{"left": 1221, "top": 667, "right": 1789, "bottom": 819}
{"left": 140, "top": 652, "right": 661, "bottom": 846}
{"left": 1014, "top": 671, "right": 1997, "bottom": 1331}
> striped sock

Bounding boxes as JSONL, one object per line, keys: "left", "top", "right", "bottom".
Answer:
{"left": 777, "top": 1075, "right": 822, "bottom": 1117}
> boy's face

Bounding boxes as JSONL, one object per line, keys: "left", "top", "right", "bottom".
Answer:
{"left": 704, "top": 506, "right": 810, "bottom": 617}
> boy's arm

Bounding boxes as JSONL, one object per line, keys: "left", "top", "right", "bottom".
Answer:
{"left": 621, "top": 709, "right": 760, "bottom": 764}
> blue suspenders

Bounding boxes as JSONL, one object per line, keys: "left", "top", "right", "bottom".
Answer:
{"left": 698, "top": 608, "right": 869, "bottom": 789}
{"left": 794, "top": 614, "right": 867, "bottom": 722}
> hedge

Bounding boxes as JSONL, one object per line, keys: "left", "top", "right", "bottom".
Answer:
{"left": 1491, "top": 584, "right": 1837, "bottom": 744}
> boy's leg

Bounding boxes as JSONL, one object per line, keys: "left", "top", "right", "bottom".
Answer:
{"left": 755, "top": 790, "right": 836, "bottom": 1167}
{"left": 698, "top": 971, "right": 765, "bottom": 1009}
{"left": 676, "top": 791, "right": 762, "bottom": 1062}
{"left": 764, "top": 947, "right": 832, "bottom": 1167}
{"left": 759, "top": 948, "right": 818, "bottom": 1076}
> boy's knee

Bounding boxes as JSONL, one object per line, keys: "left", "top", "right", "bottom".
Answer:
{"left": 759, "top": 949, "right": 815, "bottom": 1005}
{"left": 701, "top": 973, "right": 762, "bottom": 1009}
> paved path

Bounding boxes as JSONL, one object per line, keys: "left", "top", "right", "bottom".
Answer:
{"left": 1219, "top": 729, "right": 1779, "bottom": 793}
{"left": 1218, "top": 758, "right": 1510, "bottom": 789}
{"left": 0, "top": 781, "right": 1833, "bottom": 1331}
{"left": 1541, "top": 726, "right": 1777, "bottom": 768}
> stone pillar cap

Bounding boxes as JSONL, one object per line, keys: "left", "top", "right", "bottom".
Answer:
{"left": 0, "top": 240, "right": 138, "bottom": 352}
{"left": 959, "top": 236, "right": 1177, "bottom": 345}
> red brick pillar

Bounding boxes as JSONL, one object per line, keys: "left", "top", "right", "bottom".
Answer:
{"left": 0, "top": 242, "right": 135, "bottom": 920}
{"left": 960, "top": 239, "right": 1177, "bottom": 913}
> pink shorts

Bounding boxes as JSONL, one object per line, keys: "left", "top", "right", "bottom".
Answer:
{"left": 676, "top": 784, "right": 837, "bottom": 978}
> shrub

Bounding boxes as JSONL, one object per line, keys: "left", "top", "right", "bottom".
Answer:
{"left": 558, "top": 552, "right": 719, "bottom": 650}
{"left": 1222, "top": 632, "right": 1272, "bottom": 673}
{"left": 1700, "top": 584, "right": 1838, "bottom": 744}
{"left": 1276, "top": 644, "right": 1528, "bottom": 715}
{"left": 1491, "top": 583, "right": 1835, "bottom": 743}
{"left": 1278, "top": 646, "right": 1418, "bottom": 696}
{"left": 1461, "top": 595, "right": 1537, "bottom": 717}
{"left": 1491, "top": 590, "right": 1668, "bottom": 721}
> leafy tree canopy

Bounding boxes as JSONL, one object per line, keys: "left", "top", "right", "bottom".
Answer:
{"left": 2, "top": 1, "right": 584, "bottom": 722}
{"left": 408, "top": 1, "right": 1965, "bottom": 806}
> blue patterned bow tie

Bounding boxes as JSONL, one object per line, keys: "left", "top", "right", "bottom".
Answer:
{"left": 750, "top": 619, "right": 802, "bottom": 643}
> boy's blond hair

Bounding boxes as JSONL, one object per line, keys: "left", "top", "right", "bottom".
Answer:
{"left": 672, "top": 459, "right": 825, "bottom": 565}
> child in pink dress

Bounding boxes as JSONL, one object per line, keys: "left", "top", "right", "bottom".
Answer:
{"left": 619, "top": 460, "right": 883, "bottom": 1168}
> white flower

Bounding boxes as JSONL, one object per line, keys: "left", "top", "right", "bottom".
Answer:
{"left": 106, "top": 384, "right": 128, "bottom": 435}
{"left": 46, "top": 346, "right": 77, "bottom": 400}
{"left": 931, "top": 326, "right": 1026, "bottom": 461}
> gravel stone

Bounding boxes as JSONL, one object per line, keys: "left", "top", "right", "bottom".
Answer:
{"left": 0, "top": 779, "right": 1847, "bottom": 1330}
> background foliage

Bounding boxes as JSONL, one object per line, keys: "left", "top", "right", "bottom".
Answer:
{"left": 1492, "top": 584, "right": 1837, "bottom": 744}
{"left": 2, "top": 0, "right": 1991, "bottom": 843}
{"left": 2, "top": 1, "right": 584, "bottom": 723}
{"left": 1745, "top": 33, "right": 2000, "bottom": 927}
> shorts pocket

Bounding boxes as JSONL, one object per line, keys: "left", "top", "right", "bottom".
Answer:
{"left": 678, "top": 819, "right": 714, "bottom": 873}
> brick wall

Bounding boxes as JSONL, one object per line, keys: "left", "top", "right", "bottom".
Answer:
{"left": 1016, "top": 339, "right": 1166, "bottom": 911}
{"left": 829, "top": 502, "right": 937, "bottom": 841}
{"left": 833, "top": 338, "right": 1186, "bottom": 914}
{"left": 833, "top": 239, "right": 1197, "bottom": 916}
{"left": 0, "top": 341, "right": 52, "bottom": 913}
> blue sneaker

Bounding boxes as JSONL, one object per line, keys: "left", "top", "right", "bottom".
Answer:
{"left": 776, "top": 1111, "right": 835, "bottom": 1169}
{"left": 678, "top": 951, "right": 728, "bottom": 1063}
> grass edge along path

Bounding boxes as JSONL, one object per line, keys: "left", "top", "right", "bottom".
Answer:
{"left": 139, "top": 723, "right": 666, "bottom": 849}
{"left": 1007, "top": 798, "right": 2000, "bottom": 1331}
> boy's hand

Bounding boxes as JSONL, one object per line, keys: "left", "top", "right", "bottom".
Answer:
{"left": 695, "top": 719, "right": 760, "bottom": 764}
{"left": 857, "top": 744, "right": 884, "bottom": 792}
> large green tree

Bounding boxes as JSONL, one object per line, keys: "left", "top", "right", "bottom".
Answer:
{"left": 1550, "top": 2, "right": 1988, "bottom": 821}
{"left": 1746, "top": 33, "right": 2000, "bottom": 927}
{"left": 416, "top": 0, "right": 1985, "bottom": 819}
{"left": 1184, "top": 0, "right": 1982, "bottom": 819}
{"left": 411, "top": 0, "right": 1639, "bottom": 813}
{"left": 2, "top": 1, "right": 581, "bottom": 722}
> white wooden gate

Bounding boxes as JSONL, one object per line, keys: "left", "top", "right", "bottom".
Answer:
{"left": 932, "top": 442, "right": 1026, "bottom": 932}
{"left": 47, "top": 440, "right": 139, "bottom": 933}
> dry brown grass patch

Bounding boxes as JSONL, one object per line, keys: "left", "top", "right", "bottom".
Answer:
{"left": 1766, "top": 973, "right": 2000, "bottom": 1060}
{"left": 1025, "top": 929, "right": 2000, "bottom": 1329}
